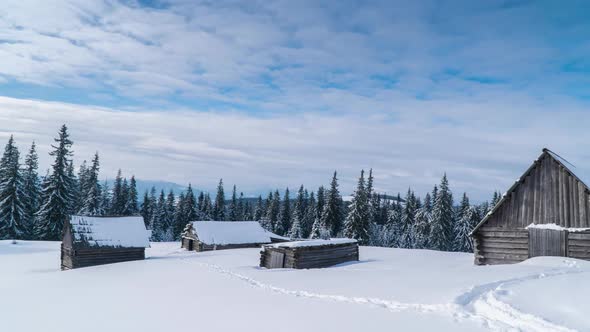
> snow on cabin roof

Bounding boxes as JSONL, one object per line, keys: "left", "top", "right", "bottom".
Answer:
{"left": 69, "top": 216, "right": 150, "bottom": 248}
{"left": 190, "top": 221, "right": 287, "bottom": 245}
{"left": 267, "top": 238, "right": 358, "bottom": 248}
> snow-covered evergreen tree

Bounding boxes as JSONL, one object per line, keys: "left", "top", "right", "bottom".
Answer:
{"left": 0, "top": 136, "right": 26, "bottom": 239}
{"left": 140, "top": 190, "right": 151, "bottom": 228}
{"left": 429, "top": 174, "right": 454, "bottom": 251}
{"left": 213, "top": 179, "right": 225, "bottom": 221}
{"left": 413, "top": 192, "right": 432, "bottom": 249}
{"left": 37, "top": 125, "right": 76, "bottom": 240}
{"left": 399, "top": 188, "right": 417, "bottom": 248}
{"left": 127, "top": 176, "right": 139, "bottom": 215}
{"left": 79, "top": 153, "right": 102, "bottom": 216}
{"left": 253, "top": 195, "right": 264, "bottom": 221}
{"left": 266, "top": 190, "right": 280, "bottom": 232}
{"left": 110, "top": 169, "right": 124, "bottom": 215}
{"left": 237, "top": 192, "right": 245, "bottom": 220}
{"left": 320, "top": 171, "right": 344, "bottom": 236}
{"left": 301, "top": 191, "right": 315, "bottom": 238}
{"left": 385, "top": 197, "right": 403, "bottom": 247}
{"left": 22, "top": 142, "right": 40, "bottom": 239}
{"left": 276, "top": 188, "right": 291, "bottom": 236}
{"left": 343, "top": 170, "right": 370, "bottom": 244}
{"left": 174, "top": 184, "right": 197, "bottom": 238}
{"left": 100, "top": 180, "right": 111, "bottom": 215}
{"left": 454, "top": 205, "right": 479, "bottom": 252}
{"left": 228, "top": 185, "right": 238, "bottom": 221}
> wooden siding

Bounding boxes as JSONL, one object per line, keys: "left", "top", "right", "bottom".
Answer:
{"left": 260, "top": 242, "right": 359, "bottom": 269}
{"left": 61, "top": 245, "right": 145, "bottom": 270}
{"left": 473, "top": 227, "right": 529, "bottom": 265}
{"left": 478, "top": 152, "right": 590, "bottom": 230}
{"left": 472, "top": 150, "right": 590, "bottom": 265}
{"left": 528, "top": 228, "right": 566, "bottom": 257}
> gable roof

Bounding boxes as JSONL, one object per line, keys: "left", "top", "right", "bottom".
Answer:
{"left": 68, "top": 216, "right": 151, "bottom": 248}
{"left": 188, "top": 221, "right": 288, "bottom": 245}
{"left": 471, "top": 148, "right": 590, "bottom": 235}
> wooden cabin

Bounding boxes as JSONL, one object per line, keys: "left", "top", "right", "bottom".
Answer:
{"left": 260, "top": 239, "right": 359, "bottom": 269}
{"left": 61, "top": 216, "right": 151, "bottom": 270}
{"left": 181, "top": 221, "right": 288, "bottom": 252}
{"left": 471, "top": 149, "right": 590, "bottom": 265}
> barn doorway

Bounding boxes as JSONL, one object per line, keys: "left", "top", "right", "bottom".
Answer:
{"left": 528, "top": 228, "right": 567, "bottom": 257}
{"left": 188, "top": 240, "right": 194, "bottom": 251}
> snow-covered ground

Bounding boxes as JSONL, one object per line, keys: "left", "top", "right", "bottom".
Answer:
{"left": 0, "top": 241, "right": 588, "bottom": 332}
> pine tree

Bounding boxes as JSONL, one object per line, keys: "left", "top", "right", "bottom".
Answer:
{"left": 399, "top": 188, "right": 417, "bottom": 248}
{"left": 22, "top": 142, "right": 40, "bottom": 239}
{"left": 37, "top": 125, "right": 76, "bottom": 240}
{"left": 100, "top": 180, "right": 111, "bottom": 215}
{"left": 414, "top": 192, "right": 432, "bottom": 249}
{"left": 254, "top": 195, "right": 264, "bottom": 221}
{"left": 213, "top": 179, "right": 225, "bottom": 221}
{"left": 266, "top": 190, "right": 280, "bottom": 232}
{"left": 237, "top": 192, "right": 245, "bottom": 220}
{"left": 228, "top": 185, "right": 238, "bottom": 221}
{"left": 454, "top": 205, "right": 479, "bottom": 252}
{"left": 174, "top": 184, "right": 197, "bottom": 239}
{"left": 127, "top": 176, "right": 139, "bottom": 215}
{"left": 344, "top": 170, "right": 370, "bottom": 244}
{"left": 321, "top": 171, "right": 344, "bottom": 236}
{"left": 75, "top": 160, "right": 89, "bottom": 213}
{"left": 79, "top": 153, "right": 103, "bottom": 216}
{"left": 430, "top": 174, "right": 454, "bottom": 251}
{"left": 301, "top": 191, "right": 316, "bottom": 238}
{"left": 276, "top": 188, "right": 291, "bottom": 236}
{"left": 385, "top": 196, "right": 403, "bottom": 247}
{"left": 111, "top": 169, "right": 124, "bottom": 215}
{"left": 202, "top": 193, "right": 213, "bottom": 220}
{"left": 0, "top": 136, "right": 26, "bottom": 239}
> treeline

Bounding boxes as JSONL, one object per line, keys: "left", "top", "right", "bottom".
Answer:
{"left": 0, "top": 125, "right": 499, "bottom": 253}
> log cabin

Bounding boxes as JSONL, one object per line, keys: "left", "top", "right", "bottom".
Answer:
{"left": 61, "top": 216, "right": 151, "bottom": 270}
{"left": 471, "top": 149, "right": 590, "bottom": 265}
{"left": 181, "top": 221, "right": 288, "bottom": 252}
{"left": 260, "top": 239, "right": 359, "bottom": 269}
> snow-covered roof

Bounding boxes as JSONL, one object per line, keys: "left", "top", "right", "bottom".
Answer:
{"left": 526, "top": 223, "right": 590, "bottom": 233}
{"left": 189, "top": 221, "right": 288, "bottom": 245}
{"left": 69, "top": 216, "right": 150, "bottom": 248}
{"left": 267, "top": 238, "right": 357, "bottom": 248}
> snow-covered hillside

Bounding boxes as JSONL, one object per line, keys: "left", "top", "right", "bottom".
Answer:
{"left": 0, "top": 241, "right": 588, "bottom": 332}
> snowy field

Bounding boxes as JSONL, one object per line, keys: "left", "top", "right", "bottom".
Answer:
{"left": 1, "top": 241, "right": 588, "bottom": 332}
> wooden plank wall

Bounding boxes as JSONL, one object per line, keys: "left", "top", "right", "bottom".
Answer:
{"left": 568, "top": 232, "right": 590, "bottom": 260}
{"left": 261, "top": 243, "right": 359, "bottom": 269}
{"left": 528, "top": 228, "right": 566, "bottom": 257}
{"left": 484, "top": 153, "right": 590, "bottom": 229}
{"left": 61, "top": 247, "right": 145, "bottom": 270}
{"left": 473, "top": 227, "right": 529, "bottom": 265}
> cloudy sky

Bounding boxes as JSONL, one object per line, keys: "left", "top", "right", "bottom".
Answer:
{"left": 0, "top": 0, "right": 589, "bottom": 201}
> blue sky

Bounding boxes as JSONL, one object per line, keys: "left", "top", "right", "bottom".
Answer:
{"left": 0, "top": 0, "right": 589, "bottom": 201}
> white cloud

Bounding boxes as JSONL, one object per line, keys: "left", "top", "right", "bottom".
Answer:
{"left": 2, "top": 96, "right": 590, "bottom": 201}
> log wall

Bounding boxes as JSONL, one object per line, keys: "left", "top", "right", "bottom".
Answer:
{"left": 61, "top": 245, "right": 145, "bottom": 270}
{"left": 473, "top": 227, "right": 529, "bottom": 265}
{"left": 260, "top": 242, "right": 359, "bottom": 269}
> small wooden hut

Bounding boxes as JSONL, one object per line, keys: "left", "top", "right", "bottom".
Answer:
{"left": 471, "top": 149, "right": 590, "bottom": 265}
{"left": 61, "top": 216, "right": 151, "bottom": 270}
{"left": 181, "top": 221, "right": 288, "bottom": 252}
{"left": 260, "top": 239, "right": 359, "bottom": 269}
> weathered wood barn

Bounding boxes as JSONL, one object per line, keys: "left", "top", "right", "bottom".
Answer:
{"left": 61, "top": 216, "right": 151, "bottom": 270}
{"left": 260, "top": 239, "right": 359, "bottom": 269}
{"left": 181, "top": 221, "right": 288, "bottom": 252}
{"left": 471, "top": 149, "right": 590, "bottom": 265}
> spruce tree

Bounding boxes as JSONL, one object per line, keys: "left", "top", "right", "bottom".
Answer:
{"left": 22, "top": 142, "right": 40, "bottom": 239}
{"left": 414, "top": 192, "right": 432, "bottom": 249}
{"left": 37, "top": 125, "right": 76, "bottom": 240}
{"left": 213, "top": 179, "right": 225, "bottom": 221}
{"left": 140, "top": 190, "right": 151, "bottom": 228}
{"left": 276, "top": 188, "right": 292, "bottom": 236}
{"left": 343, "top": 170, "right": 370, "bottom": 244}
{"left": 228, "top": 185, "right": 238, "bottom": 221}
{"left": 321, "top": 171, "right": 344, "bottom": 236}
{"left": 237, "top": 192, "right": 245, "bottom": 220}
{"left": 127, "top": 176, "right": 139, "bottom": 215}
{"left": 0, "top": 136, "right": 26, "bottom": 239}
{"left": 79, "top": 153, "right": 102, "bottom": 216}
{"left": 202, "top": 193, "right": 213, "bottom": 220}
{"left": 111, "top": 169, "right": 124, "bottom": 215}
{"left": 399, "top": 188, "right": 417, "bottom": 248}
{"left": 430, "top": 174, "right": 454, "bottom": 251}
{"left": 100, "top": 180, "right": 111, "bottom": 215}
{"left": 254, "top": 195, "right": 264, "bottom": 221}
{"left": 301, "top": 191, "right": 316, "bottom": 238}
{"left": 267, "top": 190, "right": 280, "bottom": 232}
